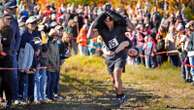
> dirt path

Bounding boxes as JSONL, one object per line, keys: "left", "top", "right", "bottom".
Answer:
{"left": 5, "top": 74, "right": 161, "bottom": 110}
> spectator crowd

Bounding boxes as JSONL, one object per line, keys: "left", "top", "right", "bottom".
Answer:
{"left": 0, "top": 0, "right": 194, "bottom": 109}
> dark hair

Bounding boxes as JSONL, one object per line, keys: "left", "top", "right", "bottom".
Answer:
{"left": 104, "top": 3, "right": 112, "bottom": 11}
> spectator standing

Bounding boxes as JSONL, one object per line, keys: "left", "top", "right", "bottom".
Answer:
{"left": 46, "top": 29, "right": 60, "bottom": 100}
{"left": 77, "top": 25, "right": 88, "bottom": 55}
{"left": 64, "top": 19, "right": 79, "bottom": 55}
{"left": 0, "top": 13, "right": 14, "bottom": 109}
{"left": 186, "top": 21, "right": 194, "bottom": 83}
{"left": 165, "top": 25, "right": 181, "bottom": 67}
{"left": 18, "top": 16, "right": 37, "bottom": 103}
{"left": 156, "top": 35, "right": 165, "bottom": 67}
{"left": 3, "top": 1, "right": 21, "bottom": 103}
{"left": 143, "top": 36, "right": 156, "bottom": 68}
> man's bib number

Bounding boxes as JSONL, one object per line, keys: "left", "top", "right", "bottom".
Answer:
{"left": 108, "top": 38, "right": 119, "bottom": 49}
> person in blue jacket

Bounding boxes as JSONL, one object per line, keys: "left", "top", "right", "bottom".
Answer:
{"left": 18, "top": 16, "right": 40, "bottom": 103}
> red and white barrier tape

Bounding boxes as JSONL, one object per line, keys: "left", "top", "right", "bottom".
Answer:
{"left": 0, "top": 50, "right": 194, "bottom": 70}
{"left": 0, "top": 66, "right": 47, "bottom": 71}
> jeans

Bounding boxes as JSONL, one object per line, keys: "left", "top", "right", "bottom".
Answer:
{"left": 19, "top": 72, "right": 28, "bottom": 101}
{"left": 19, "top": 73, "right": 34, "bottom": 101}
{"left": 46, "top": 72, "right": 57, "bottom": 99}
{"left": 78, "top": 45, "right": 88, "bottom": 56}
{"left": 156, "top": 55, "right": 163, "bottom": 66}
{"left": 11, "top": 54, "right": 19, "bottom": 100}
{"left": 169, "top": 55, "right": 181, "bottom": 67}
{"left": 34, "top": 69, "right": 47, "bottom": 101}
{"left": 145, "top": 55, "right": 155, "bottom": 68}
{"left": 136, "top": 48, "right": 144, "bottom": 65}
{"left": 189, "top": 56, "right": 194, "bottom": 81}
{"left": 179, "top": 54, "right": 186, "bottom": 80}
{"left": 54, "top": 72, "right": 60, "bottom": 95}
{"left": 70, "top": 40, "right": 78, "bottom": 55}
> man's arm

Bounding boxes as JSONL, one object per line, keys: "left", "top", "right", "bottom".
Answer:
{"left": 87, "top": 22, "right": 99, "bottom": 39}
{"left": 114, "top": 41, "right": 130, "bottom": 54}
{"left": 87, "top": 12, "right": 107, "bottom": 39}
{"left": 106, "top": 10, "right": 135, "bottom": 31}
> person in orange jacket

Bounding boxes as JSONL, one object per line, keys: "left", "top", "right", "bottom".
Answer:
{"left": 77, "top": 24, "right": 88, "bottom": 55}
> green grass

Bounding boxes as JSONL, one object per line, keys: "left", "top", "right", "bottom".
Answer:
{"left": 63, "top": 56, "right": 194, "bottom": 109}
{"left": 2, "top": 55, "right": 194, "bottom": 110}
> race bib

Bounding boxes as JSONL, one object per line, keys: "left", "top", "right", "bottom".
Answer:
{"left": 108, "top": 38, "right": 119, "bottom": 49}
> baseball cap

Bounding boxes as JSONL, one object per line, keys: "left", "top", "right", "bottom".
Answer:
{"left": 4, "top": 1, "right": 17, "bottom": 9}
{"left": 26, "top": 16, "right": 37, "bottom": 24}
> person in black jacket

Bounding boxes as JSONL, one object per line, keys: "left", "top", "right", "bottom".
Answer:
{"left": 0, "top": 13, "right": 14, "bottom": 109}
{"left": 3, "top": 1, "right": 22, "bottom": 103}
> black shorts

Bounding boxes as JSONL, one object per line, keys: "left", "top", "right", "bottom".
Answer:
{"left": 105, "top": 50, "right": 127, "bottom": 74}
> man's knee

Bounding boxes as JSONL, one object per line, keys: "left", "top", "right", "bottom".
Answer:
{"left": 114, "top": 67, "right": 123, "bottom": 73}
{"left": 114, "top": 68, "right": 123, "bottom": 78}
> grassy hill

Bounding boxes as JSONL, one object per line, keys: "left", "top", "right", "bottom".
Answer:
{"left": 61, "top": 56, "right": 194, "bottom": 109}
{"left": 3, "top": 55, "right": 194, "bottom": 110}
